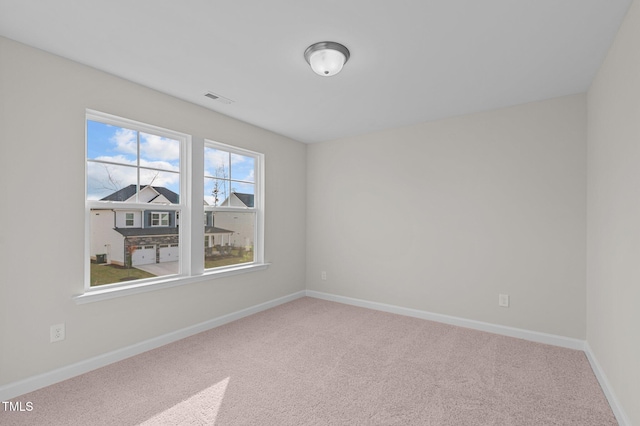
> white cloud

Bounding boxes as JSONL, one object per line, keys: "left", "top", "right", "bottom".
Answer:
{"left": 204, "top": 148, "right": 230, "bottom": 177}
{"left": 87, "top": 161, "right": 137, "bottom": 199}
{"left": 140, "top": 168, "right": 180, "bottom": 188}
{"left": 111, "top": 128, "right": 137, "bottom": 154}
{"left": 87, "top": 160, "right": 180, "bottom": 200}
{"left": 140, "top": 133, "right": 180, "bottom": 162}
{"left": 230, "top": 152, "right": 249, "bottom": 165}
{"left": 140, "top": 159, "right": 179, "bottom": 172}
{"left": 95, "top": 155, "right": 136, "bottom": 165}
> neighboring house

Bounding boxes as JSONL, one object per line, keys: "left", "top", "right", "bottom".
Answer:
{"left": 203, "top": 210, "right": 234, "bottom": 255}
{"left": 220, "top": 192, "right": 254, "bottom": 208}
{"left": 212, "top": 192, "right": 255, "bottom": 251}
{"left": 91, "top": 185, "right": 233, "bottom": 266}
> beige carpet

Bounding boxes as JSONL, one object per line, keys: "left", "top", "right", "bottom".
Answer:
{"left": 0, "top": 297, "right": 617, "bottom": 425}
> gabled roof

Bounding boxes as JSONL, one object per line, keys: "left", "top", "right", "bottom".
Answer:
{"left": 205, "top": 226, "right": 234, "bottom": 234}
{"left": 115, "top": 226, "right": 233, "bottom": 237}
{"left": 101, "top": 184, "right": 179, "bottom": 204}
{"left": 220, "top": 192, "right": 254, "bottom": 208}
{"left": 115, "top": 227, "right": 179, "bottom": 237}
{"left": 234, "top": 193, "right": 254, "bottom": 208}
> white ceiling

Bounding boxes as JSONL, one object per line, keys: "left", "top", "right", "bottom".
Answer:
{"left": 0, "top": 0, "right": 632, "bottom": 143}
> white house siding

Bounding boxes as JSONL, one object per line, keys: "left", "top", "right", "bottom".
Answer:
{"left": 135, "top": 186, "right": 172, "bottom": 204}
{"left": 90, "top": 210, "right": 125, "bottom": 265}
{"left": 115, "top": 210, "right": 142, "bottom": 228}
{"left": 214, "top": 211, "right": 254, "bottom": 250}
{"left": 221, "top": 193, "right": 248, "bottom": 207}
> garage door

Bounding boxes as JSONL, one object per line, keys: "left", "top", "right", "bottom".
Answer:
{"left": 132, "top": 245, "right": 155, "bottom": 266}
{"left": 159, "top": 244, "right": 179, "bottom": 263}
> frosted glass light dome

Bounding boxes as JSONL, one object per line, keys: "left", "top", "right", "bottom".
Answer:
{"left": 304, "top": 42, "right": 350, "bottom": 77}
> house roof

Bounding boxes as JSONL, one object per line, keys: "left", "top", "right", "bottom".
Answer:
{"left": 101, "top": 184, "right": 179, "bottom": 204}
{"left": 114, "top": 227, "right": 180, "bottom": 237}
{"left": 232, "top": 192, "right": 254, "bottom": 208}
{"left": 205, "top": 226, "right": 234, "bottom": 235}
{"left": 115, "top": 226, "right": 233, "bottom": 237}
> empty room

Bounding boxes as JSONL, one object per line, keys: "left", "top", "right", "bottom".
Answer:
{"left": 0, "top": 1, "right": 638, "bottom": 425}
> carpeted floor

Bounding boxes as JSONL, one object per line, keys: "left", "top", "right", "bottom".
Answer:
{"left": 0, "top": 297, "right": 617, "bottom": 425}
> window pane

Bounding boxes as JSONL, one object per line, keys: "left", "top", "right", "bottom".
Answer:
{"left": 139, "top": 132, "right": 180, "bottom": 171}
{"left": 140, "top": 169, "right": 180, "bottom": 204}
{"left": 87, "top": 120, "right": 137, "bottom": 164}
{"left": 204, "top": 147, "right": 230, "bottom": 179}
{"left": 204, "top": 177, "right": 230, "bottom": 206}
{"left": 204, "top": 211, "right": 255, "bottom": 269}
{"left": 230, "top": 182, "right": 255, "bottom": 200}
{"left": 90, "top": 209, "right": 181, "bottom": 286}
{"left": 87, "top": 163, "right": 138, "bottom": 201}
{"left": 230, "top": 153, "right": 255, "bottom": 183}
{"left": 87, "top": 121, "right": 181, "bottom": 204}
{"left": 204, "top": 146, "right": 256, "bottom": 208}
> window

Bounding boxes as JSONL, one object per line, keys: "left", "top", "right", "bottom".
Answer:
{"left": 204, "top": 141, "right": 261, "bottom": 270}
{"left": 86, "top": 110, "right": 186, "bottom": 288}
{"left": 83, "top": 110, "right": 265, "bottom": 299}
{"left": 151, "top": 212, "right": 169, "bottom": 227}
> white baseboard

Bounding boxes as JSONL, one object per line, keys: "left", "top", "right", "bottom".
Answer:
{"left": 0, "top": 290, "right": 306, "bottom": 401}
{"left": 584, "top": 342, "right": 631, "bottom": 426}
{"left": 305, "top": 290, "right": 585, "bottom": 350}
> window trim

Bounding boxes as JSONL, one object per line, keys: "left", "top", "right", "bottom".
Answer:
{"left": 75, "top": 263, "right": 270, "bottom": 304}
{"left": 79, "top": 110, "right": 267, "bottom": 304}
{"left": 125, "top": 212, "right": 135, "bottom": 227}
{"left": 150, "top": 211, "right": 170, "bottom": 227}
{"left": 204, "top": 139, "right": 265, "bottom": 268}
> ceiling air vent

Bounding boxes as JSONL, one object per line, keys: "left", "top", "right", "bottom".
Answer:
{"left": 204, "top": 91, "right": 234, "bottom": 104}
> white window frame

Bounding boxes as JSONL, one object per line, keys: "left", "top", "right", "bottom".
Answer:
{"left": 204, "top": 139, "right": 265, "bottom": 270}
{"left": 151, "top": 212, "right": 170, "bottom": 227}
{"left": 78, "top": 110, "right": 267, "bottom": 304}
{"left": 125, "top": 212, "right": 134, "bottom": 227}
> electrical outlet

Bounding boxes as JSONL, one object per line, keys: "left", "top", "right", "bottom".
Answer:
{"left": 50, "top": 323, "right": 65, "bottom": 343}
{"left": 321, "top": 271, "right": 327, "bottom": 280}
{"left": 498, "top": 294, "right": 509, "bottom": 308}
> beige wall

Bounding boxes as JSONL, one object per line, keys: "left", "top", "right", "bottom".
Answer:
{"left": 587, "top": 0, "right": 640, "bottom": 423}
{"left": 307, "top": 94, "right": 587, "bottom": 339}
{"left": 0, "top": 37, "right": 306, "bottom": 385}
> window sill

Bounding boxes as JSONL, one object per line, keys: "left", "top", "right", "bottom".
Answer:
{"left": 74, "top": 263, "right": 271, "bottom": 304}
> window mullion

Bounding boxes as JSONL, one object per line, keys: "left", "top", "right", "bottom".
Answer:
{"left": 188, "top": 136, "right": 204, "bottom": 276}
{"left": 87, "top": 201, "right": 181, "bottom": 211}
{"left": 136, "top": 130, "right": 141, "bottom": 203}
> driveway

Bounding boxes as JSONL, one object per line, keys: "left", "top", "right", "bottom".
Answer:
{"left": 135, "top": 261, "right": 179, "bottom": 276}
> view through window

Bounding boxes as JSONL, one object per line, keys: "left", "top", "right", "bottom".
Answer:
{"left": 85, "top": 111, "right": 264, "bottom": 292}
{"left": 86, "top": 113, "right": 183, "bottom": 287}
{"left": 204, "top": 144, "right": 258, "bottom": 270}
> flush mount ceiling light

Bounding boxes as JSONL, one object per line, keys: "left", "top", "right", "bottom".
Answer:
{"left": 304, "top": 41, "right": 350, "bottom": 77}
